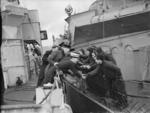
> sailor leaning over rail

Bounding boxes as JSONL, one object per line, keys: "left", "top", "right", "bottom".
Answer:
{"left": 40, "top": 43, "right": 128, "bottom": 110}
{"left": 82, "top": 46, "right": 128, "bottom": 110}
{"left": 36, "top": 50, "right": 52, "bottom": 87}
{"left": 42, "top": 43, "right": 83, "bottom": 85}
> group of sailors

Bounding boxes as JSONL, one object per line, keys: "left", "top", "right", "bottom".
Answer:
{"left": 36, "top": 42, "right": 128, "bottom": 109}
{"left": 24, "top": 43, "right": 42, "bottom": 80}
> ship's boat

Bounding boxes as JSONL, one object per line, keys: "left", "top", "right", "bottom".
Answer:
{"left": 63, "top": 75, "right": 150, "bottom": 113}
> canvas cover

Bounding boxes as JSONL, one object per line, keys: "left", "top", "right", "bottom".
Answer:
{"left": 74, "top": 11, "right": 150, "bottom": 45}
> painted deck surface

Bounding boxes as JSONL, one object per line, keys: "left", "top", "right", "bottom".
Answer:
{"left": 3, "top": 75, "right": 150, "bottom": 113}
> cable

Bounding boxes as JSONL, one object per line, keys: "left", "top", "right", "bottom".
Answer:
{"left": 38, "top": 69, "right": 64, "bottom": 104}
{"left": 102, "top": 0, "right": 105, "bottom": 39}
{"left": 38, "top": 89, "right": 53, "bottom": 104}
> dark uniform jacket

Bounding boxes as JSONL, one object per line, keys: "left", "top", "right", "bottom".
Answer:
{"left": 87, "top": 52, "right": 119, "bottom": 78}
{"left": 42, "top": 50, "right": 52, "bottom": 65}
{"left": 47, "top": 49, "right": 64, "bottom": 66}
{"left": 86, "top": 50, "right": 127, "bottom": 107}
{"left": 37, "top": 50, "right": 52, "bottom": 87}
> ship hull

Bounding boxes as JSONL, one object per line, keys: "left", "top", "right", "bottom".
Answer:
{"left": 63, "top": 80, "right": 114, "bottom": 113}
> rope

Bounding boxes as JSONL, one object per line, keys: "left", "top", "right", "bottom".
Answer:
{"left": 38, "top": 88, "right": 53, "bottom": 104}
{"left": 38, "top": 68, "right": 63, "bottom": 104}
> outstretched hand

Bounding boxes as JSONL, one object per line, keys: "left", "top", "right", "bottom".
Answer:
{"left": 81, "top": 65, "right": 91, "bottom": 69}
{"left": 95, "top": 59, "right": 102, "bottom": 64}
{"left": 54, "top": 62, "right": 58, "bottom": 66}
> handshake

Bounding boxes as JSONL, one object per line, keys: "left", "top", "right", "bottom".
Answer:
{"left": 80, "top": 65, "right": 91, "bottom": 69}
{"left": 95, "top": 59, "right": 102, "bottom": 64}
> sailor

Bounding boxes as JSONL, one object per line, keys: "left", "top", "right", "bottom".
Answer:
{"left": 47, "top": 45, "right": 65, "bottom": 66}
{"left": 43, "top": 44, "right": 65, "bottom": 84}
{"left": 43, "top": 43, "right": 82, "bottom": 84}
{"left": 79, "top": 46, "right": 97, "bottom": 74}
{"left": 84, "top": 46, "right": 128, "bottom": 109}
{"left": 36, "top": 50, "right": 52, "bottom": 87}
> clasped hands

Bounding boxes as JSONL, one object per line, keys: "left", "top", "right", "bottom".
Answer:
{"left": 80, "top": 65, "right": 91, "bottom": 69}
